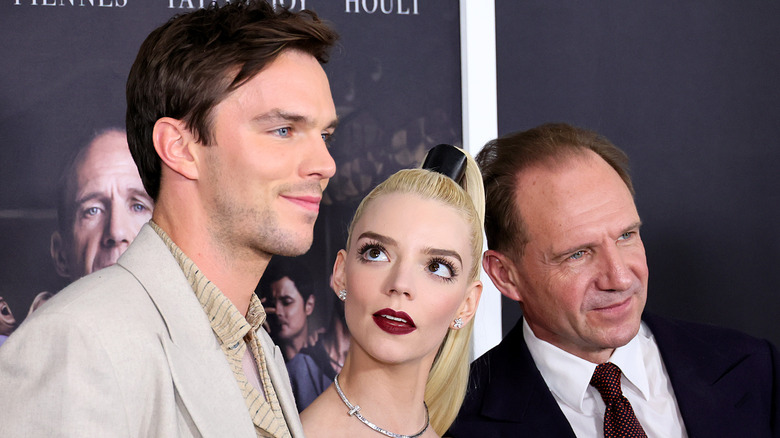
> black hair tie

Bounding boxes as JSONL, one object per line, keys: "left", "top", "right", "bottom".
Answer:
{"left": 421, "top": 144, "right": 467, "bottom": 184}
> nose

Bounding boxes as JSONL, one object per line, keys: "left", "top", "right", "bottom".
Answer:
{"left": 303, "top": 134, "right": 337, "bottom": 181}
{"left": 595, "top": 245, "right": 633, "bottom": 292}
{"left": 384, "top": 258, "right": 415, "bottom": 299}
{"left": 102, "top": 203, "right": 133, "bottom": 248}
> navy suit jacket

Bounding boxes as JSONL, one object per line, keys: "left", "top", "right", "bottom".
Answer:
{"left": 449, "top": 314, "right": 780, "bottom": 437}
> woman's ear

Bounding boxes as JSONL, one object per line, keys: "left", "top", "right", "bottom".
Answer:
{"left": 331, "top": 249, "right": 348, "bottom": 299}
{"left": 152, "top": 117, "right": 200, "bottom": 180}
{"left": 455, "top": 280, "right": 483, "bottom": 326}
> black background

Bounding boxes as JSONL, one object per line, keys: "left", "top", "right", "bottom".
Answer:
{"left": 496, "top": 1, "right": 780, "bottom": 347}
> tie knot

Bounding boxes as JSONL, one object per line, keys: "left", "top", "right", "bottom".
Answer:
{"left": 590, "top": 362, "right": 623, "bottom": 402}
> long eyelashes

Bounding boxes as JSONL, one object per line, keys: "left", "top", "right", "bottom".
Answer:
{"left": 427, "top": 257, "right": 458, "bottom": 282}
{"left": 356, "top": 241, "right": 387, "bottom": 262}
{"left": 356, "top": 241, "right": 459, "bottom": 282}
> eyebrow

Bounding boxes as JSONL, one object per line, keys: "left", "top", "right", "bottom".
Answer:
{"left": 356, "top": 231, "right": 397, "bottom": 246}
{"left": 424, "top": 247, "right": 463, "bottom": 265}
{"left": 127, "top": 188, "right": 154, "bottom": 201}
{"left": 624, "top": 221, "right": 643, "bottom": 233}
{"left": 552, "top": 220, "right": 643, "bottom": 260}
{"left": 75, "top": 192, "right": 108, "bottom": 206}
{"left": 356, "top": 231, "right": 463, "bottom": 264}
{"left": 253, "top": 109, "right": 339, "bottom": 130}
{"left": 75, "top": 188, "right": 152, "bottom": 206}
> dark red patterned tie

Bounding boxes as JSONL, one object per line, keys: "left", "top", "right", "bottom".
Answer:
{"left": 590, "top": 362, "right": 648, "bottom": 438}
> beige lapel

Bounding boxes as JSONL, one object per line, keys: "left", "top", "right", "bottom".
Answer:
{"left": 118, "top": 225, "right": 256, "bottom": 438}
{"left": 257, "top": 327, "right": 305, "bottom": 438}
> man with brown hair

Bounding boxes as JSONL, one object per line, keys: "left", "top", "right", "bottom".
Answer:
{"left": 449, "top": 123, "right": 779, "bottom": 437}
{"left": 0, "top": 2, "right": 338, "bottom": 437}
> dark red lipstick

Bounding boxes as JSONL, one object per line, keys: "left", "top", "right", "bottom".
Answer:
{"left": 372, "top": 308, "right": 416, "bottom": 335}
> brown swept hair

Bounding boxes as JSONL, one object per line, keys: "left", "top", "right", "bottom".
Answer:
{"left": 126, "top": 0, "right": 338, "bottom": 200}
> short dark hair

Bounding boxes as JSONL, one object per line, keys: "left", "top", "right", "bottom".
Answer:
{"left": 126, "top": 0, "right": 339, "bottom": 200}
{"left": 257, "top": 257, "right": 316, "bottom": 301}
{"left": 477, "top": 122, "right": 633, "bottom": 257}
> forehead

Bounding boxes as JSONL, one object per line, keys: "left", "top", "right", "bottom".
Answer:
{"left": 272, "top": 277, "right": 301, "bottom": 297}
{"left": 223, "top": 50, "right": 334, "bottom": 114}
{"left": 352, "top": 192, "right": 471, "bottom": 250}
{"left": 515, "top": 152, "right": 638, "bottom": 243}
{"left": 76, "top": 132, "right": 137, "bottom": 186}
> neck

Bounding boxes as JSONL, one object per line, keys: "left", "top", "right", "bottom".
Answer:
{"left": 526, "top": 318, "right": 617, "bottom": 364}
{"left": 283, "top": 330, "right": 309, "bottom": 360}
{"left": 152, "top": 205, "right": 269, "bottom": 317}
{"left": 335, "top": 350, "right": 431, "bottom": 435}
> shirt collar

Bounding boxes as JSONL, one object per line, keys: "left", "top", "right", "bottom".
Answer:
{"left": 610, "top": 323, "right": 651, "bottom": 400}
{"left": 523, "top": 318, "right": 651, "bottom": 413}
{"left": 148, "top": 220, "right": 266, "bottom": 347}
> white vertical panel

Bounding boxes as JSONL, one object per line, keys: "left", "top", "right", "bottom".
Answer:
{"left": 460, "top": 0, "right": 500, "bottom": 359}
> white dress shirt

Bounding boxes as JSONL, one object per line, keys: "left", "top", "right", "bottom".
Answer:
{"left": 523, "top": 319, "right": 689, "bottom": 438}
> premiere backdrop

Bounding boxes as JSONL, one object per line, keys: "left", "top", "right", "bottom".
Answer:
{"left": 496, "top": 1, "right": 780, "bottom": 348}
{"left": 0, "top": 0, "right": 461, "bottom": 362}
{"left": 2, "top": 0, "right": 779, "bottom": 383}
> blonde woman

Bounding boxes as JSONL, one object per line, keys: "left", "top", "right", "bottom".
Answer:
{"left": 302, "top": 145, "right": 485, "bottom": 437}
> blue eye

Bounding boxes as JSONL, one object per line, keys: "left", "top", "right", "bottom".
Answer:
{"left": 85, "top": 207, "right": 101, "bottom": 217}
{"left": 618, "top": 232, "right": 633, "bottom": 240}
{"left": 275, "top": 127, "right": 291, "bottom": 137}
{"left": 131, "top": 203, "right": 147, "bottom": 213}
{"left": 569, "top": 250, "right": 586, "bottom": 260}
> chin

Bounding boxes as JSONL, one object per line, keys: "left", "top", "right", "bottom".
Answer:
{"left": 272, "top": 235, "right": 314, "bottom": 257}
{"left": 603, "top": 323, "right": 641, "bottom": 348}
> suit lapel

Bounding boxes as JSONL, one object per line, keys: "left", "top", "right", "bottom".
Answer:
{"left": 257, "top": 328, "right": 305, "bottom": 438}
{"left": 644, "top": 314, "right": 756, "bottom": 437}
{"left": 162, "top": 338, "right": 256, "bottom": 437}
{"left": 479, "top": 320, "right": 577, "bottom": 437}
{"left": 117, "top": 225, "right": 255, "bottom": 438}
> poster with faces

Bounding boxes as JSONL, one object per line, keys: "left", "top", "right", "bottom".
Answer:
{"left": 0, "top": 0, "right": 461, "bottom": 408}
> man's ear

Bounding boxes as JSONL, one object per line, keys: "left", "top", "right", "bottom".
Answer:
{"left": 152, "top": 117, "right": 200, "bottom": 180}
{"left": 455, "top": 280, "right": 483, "bottom": 326}
{"left": 482, "top": 249, "right": 524, "bottom": 302}
{"left": 331, "top": 249, "right": 348, "bottom": 299}
{"left": 50, "top": 231, "right": 70, "bottom": 279}
{"left": 304, "top": 294, "right": 315, "bottom": 316}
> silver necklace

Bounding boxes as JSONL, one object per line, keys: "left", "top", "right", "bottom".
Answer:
{"left": 333, "top": 373, "right": 430, "bottom": 438}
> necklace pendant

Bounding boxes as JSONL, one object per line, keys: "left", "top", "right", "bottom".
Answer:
{"left": 334, "top": 373, "right": 430, "bottom": 438}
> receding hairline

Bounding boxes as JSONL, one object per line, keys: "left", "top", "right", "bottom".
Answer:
{"left": 501, "top": 147, "right": 634, "bottom": 256}
{"left": 512, "top": 146, "right": 633, "bottom": 195}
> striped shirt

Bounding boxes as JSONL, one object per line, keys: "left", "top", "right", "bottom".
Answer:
{"left": 150, "top": 221, "right": 291, "bottom": 438}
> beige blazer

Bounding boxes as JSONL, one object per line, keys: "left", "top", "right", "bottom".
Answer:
{"left": 0, "top": 225, "right": 304, "bottom": 438}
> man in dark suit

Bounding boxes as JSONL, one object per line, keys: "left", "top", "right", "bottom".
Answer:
{"left": 449, "top": 123, "right": 779, "bottom": 437}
